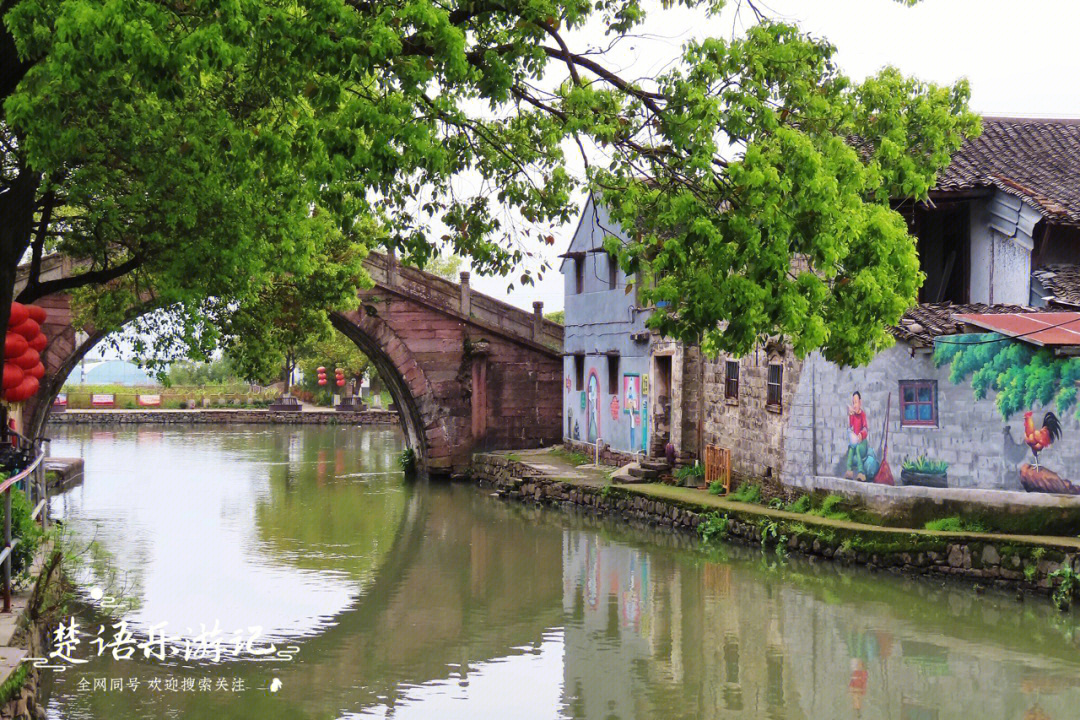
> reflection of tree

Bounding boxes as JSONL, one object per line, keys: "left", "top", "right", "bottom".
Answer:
{"left": 252, "top": 427, "right": 408, "bottom": 579}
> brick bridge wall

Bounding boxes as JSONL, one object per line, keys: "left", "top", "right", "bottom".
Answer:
{"left": 16, "top": 253, "right": 564, "bottom": 473}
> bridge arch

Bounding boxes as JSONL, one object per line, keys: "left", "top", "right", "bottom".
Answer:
{"left": 17, "top": 252, "right": 564, "bottom": 474}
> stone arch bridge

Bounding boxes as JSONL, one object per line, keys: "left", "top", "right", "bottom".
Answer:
{"left": 15, "top": 253, "right": 564, "bottom": 473}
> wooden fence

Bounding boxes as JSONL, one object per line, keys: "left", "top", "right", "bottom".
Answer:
{"left": 704, "top": 444, "right": 732, "bottom": 494}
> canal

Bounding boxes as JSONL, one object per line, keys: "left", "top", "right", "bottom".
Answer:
{"left": 40, "top": 425, "right": 1080, "bottom": 719}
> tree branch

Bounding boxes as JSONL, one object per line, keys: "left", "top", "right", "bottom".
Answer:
{"left": 17, "top": 255, "right": 142, "bottom": 303}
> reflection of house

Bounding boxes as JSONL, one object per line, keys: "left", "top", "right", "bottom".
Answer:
{"left": 559, "top": 197, "right": 701, "bottom": 462}
{"left": 707, "top": 118, "right": 1080, "bottom": 495}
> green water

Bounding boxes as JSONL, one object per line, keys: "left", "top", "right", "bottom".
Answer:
{"left": 41, "top": 424, "right": 1080, "bottom": 719}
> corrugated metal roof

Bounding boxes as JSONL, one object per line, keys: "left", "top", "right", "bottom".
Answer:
{"left": 954, "top": 312, "right": 1080, "bottom": 346}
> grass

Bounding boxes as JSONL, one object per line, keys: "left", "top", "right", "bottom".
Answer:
{"left": 730, "top": 482, "right": 763, "bottom": 504}
{"left": 924, "top": 515, "right": 989, "bottom": 533}
{"left": 550, "top": 447, "right": 592, "bottom": 466}
{"left": 809, "top": 494, "right": 852, "bottom": 522}
{"left": 785, "top": 495, "right": 812, "bottom": 514}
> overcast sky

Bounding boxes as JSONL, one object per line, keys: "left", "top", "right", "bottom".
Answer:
{"left": 472, "top": 0, "right": 1080, "bottom": 313}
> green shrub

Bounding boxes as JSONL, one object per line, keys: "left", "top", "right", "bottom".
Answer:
{"left": 707, "top": 481, "right": 725, "bottom": 495}
{"left": 698, "top": 512, "right": 729, "bottom": 544}
{"left": 674, "top": 464, "right": 705, "bottom": 482}
{"left": 785, "top": 495, "right": 812, "bottom": 514}
{"left": 398, "top": 448, "right": 417, "bottom": 473}
{"left": 810, "top": 494, "right": 851, "bottom": 521}
{"left": 0, "top": 482, "right": 42, "bottom": 575}
{"left": 923, "top": 515, "right": 988, "bottom": 533}
{"left": 731, "top": 482, "right": 763, "bottom": 504}
{"left": 1050, "top": 567, "right": 1078, "bottom": 610}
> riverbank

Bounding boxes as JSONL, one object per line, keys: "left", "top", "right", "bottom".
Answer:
{"left": 0, "top": 544, "right": 65, "bottom": 720}
{"left": 47, "top": 408, "right": 400, "bottom": 426}
{"left": 471, "top": 448, "right": 1080, "bottom": 605}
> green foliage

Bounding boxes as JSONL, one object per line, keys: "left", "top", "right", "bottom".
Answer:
{"left": 550, "top": 448, "right": 591, "bottom": 466}
{"left": 0, "top": 487, "right": 42, "bottom": 576}
{"left": 785, "top": 495, "right": 812, "bottom": 514}
{"left": 398, "top": 448, "right": 417, "bottom": 474}
{"left": 674, "top": 464, "right": 705, "bottom": 483}
{"left": 767, "top": 498, "right": 785, "bottom": 510}
{"left": 697, "top": 512, "right": 729, "bottom": 544}
{"left": 923, "top": 516, "right": 987, "bottom": 533}
{"left": 811, "top": 493, "right": 851, "bottom": 521}
{"left": 707, "top": 480, "right": 726, "bottom": 495}
{"left": 1050, "top": 567, "right": 1078, "bottom": 611}
{"left": 296, "top": 331, "right": 373, "bottom": 406}
{"left": 730, "top": 482, "right": 763, "bottom": 504}
{"left": 902, "top": 456, "right": 949, "bottom": 474}
{"left": 2, "top": 0, "right": 976, "bottom": 376}
{"left": 543, "top": 310, "right": 565, "bottom": 325}
{"left": 934, "top": 334, "right": 1080, "bottom": 419}
{"left": 166, "top": 358, "right": 245, "bottom": 387}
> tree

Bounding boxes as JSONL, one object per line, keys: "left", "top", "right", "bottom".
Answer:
{"left": 296, "top": 331, "right": 373, "bottom": 404}
{"left": 2, "top": 0, "right": 977, "bottom": 383}
{"left": 544, "top": 310, "right": 565, "bottom": 325}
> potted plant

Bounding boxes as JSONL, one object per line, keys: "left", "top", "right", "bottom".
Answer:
{"left": 899, "top": 456, "right": 949, "bottom": 488}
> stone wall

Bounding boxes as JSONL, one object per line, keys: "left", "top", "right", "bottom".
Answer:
{"left": 47, "top": 409, "right": 401, "bottom": 426}
{"left": 470, "top": 453, "right": 1080, "bottom": 598}
{"left": 702, "top": 345, "right": 804, "bottom": 480}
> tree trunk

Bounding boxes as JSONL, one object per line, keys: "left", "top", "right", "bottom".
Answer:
{"left": 0, "top": 168, "right": 41, "bottom": 344}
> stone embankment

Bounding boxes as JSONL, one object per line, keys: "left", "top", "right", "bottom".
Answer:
{"left": 472, "top": 452, "right": 1080, "bottom": 601}
{"left": 48, "top": 409, "right": 400, "bottom": 426}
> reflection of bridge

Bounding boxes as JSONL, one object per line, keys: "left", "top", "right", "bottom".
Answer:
{"left": 16, "top": 253, "right": 563, "bottom": 472}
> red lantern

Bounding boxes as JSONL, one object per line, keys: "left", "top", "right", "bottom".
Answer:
{"left": 4, "top": 333, "right": 28, "bottom": 359}
{"left": 24, "top": 305, "right": 46, "bottom": 324}
{"left": 316, "top": 366, "right": 326, "bottom": 373}
{"left": 13, "top": 348, "right": 38, "bottom": 370}
{"left": 317, "top": 378, "right": 327, "bottom": 386}
{"left": 27, "top": 362, "right": 44, "bottom": 379}
{"left": 28, "top": 333, "right": 47, "bottom": 352}
{"left": 7, "top": 303, "right": 28, "bottom": 328}
{"left": 4, "top": 375, "right": 38, "bottom": 403}
{"left": 1, "top": 364, "right": 22, "bottom": 390}
{"left": 336, "top": 379, "right": 345, "bottom": 387}
{"left": 11, "top": 318, "right": 39, "bottom": 340}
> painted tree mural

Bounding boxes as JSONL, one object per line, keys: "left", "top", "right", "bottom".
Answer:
{"left": 933, "top": 333, "right": 1080, "bottom": 419}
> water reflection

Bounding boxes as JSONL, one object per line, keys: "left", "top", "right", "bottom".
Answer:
{"left": 43, "top": 425, "right": 1080, "bottom": 720}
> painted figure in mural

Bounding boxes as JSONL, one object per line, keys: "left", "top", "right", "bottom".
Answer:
{"left": 624, "top": 375, "right": 641, "bottom": 451}
{"left": 845, "top": 391, "right": 870, "bottom": 481}
{"left": 586, "top": 372, "right": 599, "bottom": 443}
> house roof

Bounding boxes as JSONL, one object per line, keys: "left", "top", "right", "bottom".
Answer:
{"left": 935, "top": 117, "right": 1080, "bottom": 224}
{"left": 953, "top": 311, "right": 1080, "bottom": 347}
{"left": 1031, "top": 264, "right": 1080, "bottom": 308}
{"left": 891, "top": 302, "right": 1035, "bottom": 347}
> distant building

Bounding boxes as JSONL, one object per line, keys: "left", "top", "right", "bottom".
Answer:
{"left": 76, "top": 359, "right": 157, "bottom": 386}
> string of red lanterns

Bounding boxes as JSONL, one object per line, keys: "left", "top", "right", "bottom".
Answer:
{"left": 3, "top": 303, "right": 48, "bottom": 404}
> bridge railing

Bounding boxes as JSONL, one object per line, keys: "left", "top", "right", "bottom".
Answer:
{"left": 0, "top": 443, "right": 49, "bottom": 613}
{"left": 364, "top": 252, "right": 564, "bottom": 350}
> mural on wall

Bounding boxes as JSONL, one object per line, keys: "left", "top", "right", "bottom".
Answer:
{"left": 586, "top": 369, "right": 601, "bottom": 443}
{"left": 839, "top": 391, "right": 894, "bottom": 485}
{"left": 610, "top": 395, "right": 619, "bottom": 420}
{"left": 624, "top": 374, "right": 648, "bottom": 453}
{"left": 935, "top": 333, "right": 1080, "bottom": 494}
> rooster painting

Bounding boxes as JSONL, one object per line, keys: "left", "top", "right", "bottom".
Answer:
{"left": 1023, "top": 411, "right": 1062, "bottom": 470}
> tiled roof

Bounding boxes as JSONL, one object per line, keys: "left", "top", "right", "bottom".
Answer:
{"left": 891, "top": 302, "right": 1035, "bottom": 347}
{"left": 935, "top": 117, "right": 1080, "bottom": 224}
{"left": 1031, "top": 264, "right": 1080, "bottom": 308}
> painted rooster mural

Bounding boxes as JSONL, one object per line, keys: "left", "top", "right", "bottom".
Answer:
{"left": 1024, "top": 411, "right": 1062, "bottom": 471}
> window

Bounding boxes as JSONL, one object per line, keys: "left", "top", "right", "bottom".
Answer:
{"left": 607, "top": 252, "right": 618, "bottom": 288}
{"left": 900, "top": 380, "right": 937, "bottom": 426}
{"left": 724, "top": 360, "right": 740, "bottom": 400}
{"left": 574, "top": 257, "right": 584, "bottom": 294}
{"left": 766, "top": 363, "right": 783, "bottom": 409}
{"left": 574, "top": 354, "right": 585, "bottom": 390}
{"left": 607, "top": 354, "right": 620, "bottom": 394}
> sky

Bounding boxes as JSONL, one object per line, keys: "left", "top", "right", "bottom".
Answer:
{"left": 470, "top": 0, "right": 1080, "bottom": 313}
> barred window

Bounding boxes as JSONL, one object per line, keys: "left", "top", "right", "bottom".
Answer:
{"left": 900, "top": 380, "right": 937, "bottom": 426}
{"left": 766, "top": 363, "right": 783, "bottom": 408}
{"left": 724, "top": 360, "right": 739, "bottom": 400}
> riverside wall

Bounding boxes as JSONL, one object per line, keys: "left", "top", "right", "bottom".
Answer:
{"left": 471, "top": 453, "right": 1080, "bottom": 602}
{"left": 47, "top": 409, "right": 400, "bottom": 426}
